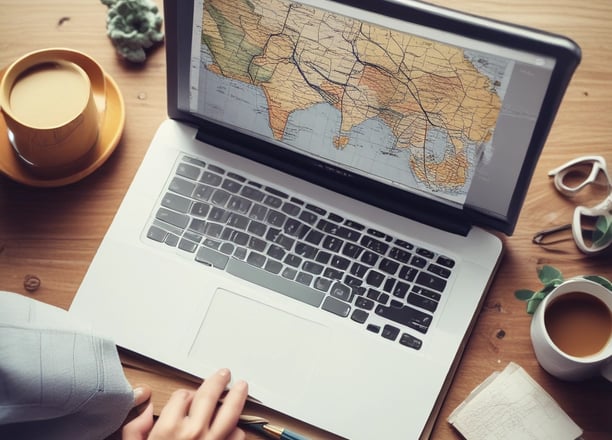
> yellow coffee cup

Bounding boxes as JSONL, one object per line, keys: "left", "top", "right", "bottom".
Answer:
{"left": 0, "top": 48, "right": 106, "bottom": 174}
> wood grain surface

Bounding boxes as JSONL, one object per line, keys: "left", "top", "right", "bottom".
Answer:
{"left": 1, "top": 1, "right": 611, "bottom": 439}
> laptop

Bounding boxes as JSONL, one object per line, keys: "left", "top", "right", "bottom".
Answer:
{"left": 70, "top": 0, "right": 580, "bottom": 438}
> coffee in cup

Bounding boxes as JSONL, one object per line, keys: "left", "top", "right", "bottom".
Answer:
{"left": 0, "top": 48, "right": 105, "bottom": 175}
{"left": 530, "top": 278, "right": 612, "bottom": 381}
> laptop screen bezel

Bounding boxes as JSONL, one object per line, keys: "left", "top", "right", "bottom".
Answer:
{"left": 164, "top": 0, "right": 581, "bottom": 236}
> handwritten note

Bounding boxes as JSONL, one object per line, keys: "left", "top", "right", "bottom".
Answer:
{"left": 448, "top": 362, "right": 582, "bottom": 440}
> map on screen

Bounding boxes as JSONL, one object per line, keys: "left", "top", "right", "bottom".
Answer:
{"left": 190, "top": 0, "right": 513, "bottom": 204}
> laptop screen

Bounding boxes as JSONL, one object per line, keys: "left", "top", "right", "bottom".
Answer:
{"left": 165, "top": 0, "right": 580, "bottom": 235}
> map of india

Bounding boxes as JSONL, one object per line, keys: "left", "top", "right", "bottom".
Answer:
{"left": 195, "top": 0, "right": 507, "bottom": 200}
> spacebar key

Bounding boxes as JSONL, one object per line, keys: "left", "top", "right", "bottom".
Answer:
{"left": 226, "top": 259, "right": 325, "bottom": 307}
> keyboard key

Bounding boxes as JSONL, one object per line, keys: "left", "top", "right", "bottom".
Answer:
{"left": 248, "top": 204, "right": 268, "bottom": 221}
{"left": 227, "top": 195, "right": 252, "bottom": 214}
{"left": 208, "top": 207, "right": 230, "bottom": 223}
{"left": 322, "top": 296, "right": 351, "bottom": 317}
{"left": 305, "top": 203, "right": 326, "bottom": 216}
{"left": 407, "top": 292, "right": 438, "bottom": 312}
{"left": 241, "top": 185, "right": 265, "bottom": 202}
{"left": 389, "top": 247, "right": 411, "bottom": 263}
{"left": 263, "top": 194, "right": 283, "bottom": 208}
{"left": 392, "top": 281, "right": 409, "bottom": 299}
{"left": 361, "top": 235, "right": 389, "bottom": 255}
{"left": 322, "top": 235, "right": 343, "bottom": 252}
{"left": 169, "top": 177, "right": 196, "bottom": 197}
{"left": 246, "top": 251, "right": 266, "bottom": 268}
{"left": 200, "top": 171, "right": 222, "bottom": 186}
{"left": 350, "top": 262, "right": 368, "bottom": 277}
{"left": 342, "top": 243, "right": 364, "bottom": 258}
{"left": 330, "top": 255, "right": 350, "bottom": 270}
{"left": 265, "top": 186, "right": 288, "bottom": 199}
{"left": 398, "top": 266, "right": 418, "bottom": 282}
{"left": 428, "top": 263, "right": 452, "bottom": 279}
{"left": 375, "top": 304, "right": 432, "bottom": 333}
{"left": 211, "top": 189, "right": 231, "bottom": 206}
{"left": 382, "top": 324, "right": 400, "bottom": 341}
{"left": 365, "top": 270, "right": 384, "bottom": 288}
{"left": 191, "top": 202, "right": 210, "bottom": 218}
{"left": 314, "top": 250, "right": 331, "bottom": 265}
{"left": 411, "top": 285, "right": 441, "bottom": 302}
{"left": 295, "top": 242, "right": 317, "bottom": 259}
{"left": 351, "top": 309, "right": 369, "bottom": 324}
{"left": 379, "top": 258, "right": 399, "bottom": 275}
{"left": 296, "top": 272, "right": 313, "bottom": 286}
{"left": 344, "top": 219, "right": 365, "bottom": 231}
{"left": 400, "top": 333, "right": 422, "bottom": 350}
{"left": 281, "top": 202, "right": 300, "bottom": 216}
{"left": 222, "top": 178, "right": 242, "bottom": 193}
{"left": 264, "top": 259, "right": 283, "bottom": 274}
{"left": 304, "top": 229, "right": 324, "bottom": 245}
{"left": 177, "top": 163, "right": 202, "bottom": 180}
{"left": 303, "top": 261, "right": 324, "bottom": 275}
{"left": 156, "top": 207, "right": 189, "bottom": 229}
{"left": 266, "top": 210, "right": 286, "bottom": 227}
{"left": 193, "top": 184, "right": 214, "bottom": 201}
{"left": 162, "top": 192, "right": 191, "bottom": 213}
{"left": 147, "top": 225, "right": 167, "bottom": 242}
{"left": 299, "top": 210, "right": 318, "bottom": 225}
{"left": 416, "top": 271, "right": 447, "bottom": 292}
{"left": 416, "top": 248, "right": 435, "bottom": 259}
{"left": 355, "top": 296, "right": 375, "bottom": 310}
{"left": 314, "top": 277, "right": 332, "bottom": 292}
{"left": 195, "top": 245, "right": 229, "bottom": 269}
{"left": 437, "top": 256, "right": 456, "bottom": 268}
{"left": 410, "top": 255, "right": 427, "bottom": 268}
{"left": 367, "top": 324, "right": 380, "bottom": 334}
{"left": 330, "top": 282, "right": 352, "bottom": 302}
{"left": 323, "top": 267, "right": 343, "bottom": 280}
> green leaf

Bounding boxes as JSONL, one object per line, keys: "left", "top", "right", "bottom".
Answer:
{"left": 582, "top": 275, "right": 612, "bottom": 291}
{"left": 537, "top": 265, "right": 563, "bottom": 285}
{"left": 592, "top": 215, "right": 612, "bottom": 248}
{"left": 526, "top": 298, "right": 543, "bottom": 314}
{"left": 514, "top": 289, "right": 535, "bottom": 301}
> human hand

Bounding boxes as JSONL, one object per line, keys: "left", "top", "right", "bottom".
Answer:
{"left": 122, "top": 368, "right": 248, "bottom": 440}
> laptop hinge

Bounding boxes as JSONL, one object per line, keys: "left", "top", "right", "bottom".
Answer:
{"left": 195, "top": 125, "right": 473, "bottom": 237}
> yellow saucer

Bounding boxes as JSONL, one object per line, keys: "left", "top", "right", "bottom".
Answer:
{"left": 0, "top": 69, "right": 125, "bottom": 187}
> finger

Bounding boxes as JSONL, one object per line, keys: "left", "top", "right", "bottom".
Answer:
{"left": 133, "top": 385, "right": 152, "bottom": 408}
{"left": 207, "top": 380, "right": 248, "bottom": 439}
{"left": 121, "top": 401, "right": 154, "bottom": 440}
{"left": 187, "top": 368, "right": 232, "bottom": 427}
{"left": 151, "top": 389, "right": 195, "bottom": 434}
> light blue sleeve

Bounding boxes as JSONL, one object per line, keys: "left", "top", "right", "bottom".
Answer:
{"left": 0, "top": 291, "right": 134, "bottom": 439}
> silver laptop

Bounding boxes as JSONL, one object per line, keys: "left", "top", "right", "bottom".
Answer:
{"left": 70, "top": 0, "right": 580, "bottom": 438}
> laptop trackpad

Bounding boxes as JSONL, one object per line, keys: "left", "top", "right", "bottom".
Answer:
{"left": 188, "top": 288, "right": 329, "bottom": 402}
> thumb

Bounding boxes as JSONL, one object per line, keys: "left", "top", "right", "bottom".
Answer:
{"left": 121, "top": 386, "right": 154, "bottom": 440}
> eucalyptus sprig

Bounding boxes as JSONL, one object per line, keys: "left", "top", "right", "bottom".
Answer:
{"left": 514, "top": 265, "right": 612, "bottom": 314}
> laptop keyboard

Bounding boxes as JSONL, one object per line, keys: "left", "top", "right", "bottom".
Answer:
{"left": 146, "top": 155, "right": 455, "bottom": 350}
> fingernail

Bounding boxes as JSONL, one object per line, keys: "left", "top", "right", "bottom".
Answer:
{"left": 133, "top": 386, "right": 145, "bottom": 398}
{"left": 218, "top": 367, "right": 231, "bottom": 377}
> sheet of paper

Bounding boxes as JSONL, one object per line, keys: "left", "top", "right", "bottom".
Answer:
{"left": 448, "top": 362, "right": 582, "bottom": 440}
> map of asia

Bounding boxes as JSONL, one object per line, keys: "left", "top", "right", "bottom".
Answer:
{"left": 192, "top": 0, "right": 510, "bottom": 203}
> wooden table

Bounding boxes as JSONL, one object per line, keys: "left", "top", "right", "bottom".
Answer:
{"left": 1, "top": 1, "right": 610, "bottom": 438}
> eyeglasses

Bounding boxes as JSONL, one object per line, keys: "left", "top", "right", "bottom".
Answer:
{"left": 532, "top": 155, "right": 612, "bottom": 255}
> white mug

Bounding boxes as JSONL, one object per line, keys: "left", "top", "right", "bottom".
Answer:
{"left": 530, "top": 278, "right": 612, "bottom": 381}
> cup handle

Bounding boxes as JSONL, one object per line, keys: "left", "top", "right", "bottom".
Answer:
{"left": 601, "top": 358, "right": 612, "bottom": 382}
